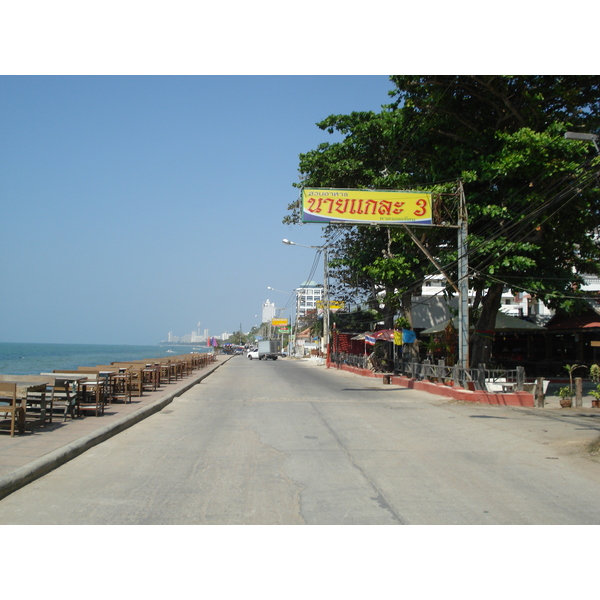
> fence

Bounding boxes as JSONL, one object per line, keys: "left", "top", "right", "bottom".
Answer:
{"left": 330, "top": 352, "right": 526, "bottom": 392}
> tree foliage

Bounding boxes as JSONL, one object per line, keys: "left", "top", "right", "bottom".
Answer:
{"left": 286, "top": 76, "right": 600, "bottom": 366}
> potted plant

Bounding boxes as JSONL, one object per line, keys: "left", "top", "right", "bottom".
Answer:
{"left": 557, "top": 364, "right": 588, "bottom": 408}
{"left": 558, "top": 385, "right": 573, "bottom": 408}
{"left": 589, "top": 385, "right": 600, "bottom": 409}
{"left": 565, "top": 363, "right": 588, "bottom": 388}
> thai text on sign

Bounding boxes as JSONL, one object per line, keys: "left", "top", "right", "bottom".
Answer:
{"left": 302, "top": 188, "right": 432, "bottom": 225}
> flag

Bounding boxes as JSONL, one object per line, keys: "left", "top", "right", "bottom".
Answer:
{"left": 394, "top": 330, "right": 402, "bottom": 346}
{"left": 402, "top": 329, "right": 416, "bottom": 344}
{"left": 365, "top": 334, "right": 376, "bottom": 345}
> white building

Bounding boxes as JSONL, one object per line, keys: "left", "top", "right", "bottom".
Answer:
{"left": 296, "top": 281, "right": 324, "bottom": 318}
{"left": 262, "top": 299, "right": 276, "bottom": 324}
{"left": 409, "top": 273, "right": 600, "bottom": 330}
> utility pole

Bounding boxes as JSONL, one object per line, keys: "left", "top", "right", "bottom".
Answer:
{"left": 323, "top": 246, "right": 330, "bottom": 359}
{"left": 458, "top": 181, "right": 469, "bottom": 376}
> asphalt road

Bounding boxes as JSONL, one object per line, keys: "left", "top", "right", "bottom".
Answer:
{"left": 1, "top": 356, "right": 600, "bottom": 524}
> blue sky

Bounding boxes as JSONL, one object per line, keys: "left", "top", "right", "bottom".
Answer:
{"left": 0, "top": 75, "right": 396, "bottom": 344}
{"left": 0, "top": 4, "right": 588, "bottom": 346}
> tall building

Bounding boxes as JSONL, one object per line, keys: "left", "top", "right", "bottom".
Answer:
{"left": 296, "top": 281, "right": 324, "bottom": 318}
{"left": 262, "top": 299, "right": 276, "bottom": 323}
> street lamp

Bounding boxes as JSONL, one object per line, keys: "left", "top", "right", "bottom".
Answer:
{"left": 564, "top": 131, "right": 599, "bottom": 154}
{"left": 267, "top": 286, "right": 292, "bottom": 295}
{"left": 267, "top": 286, "right": 294, "bottom": 355}
{"left": 282, "top": 239, "right": 331, "bottom": 360}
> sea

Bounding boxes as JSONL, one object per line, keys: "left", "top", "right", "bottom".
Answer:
{"left": 0, "top": 342, "right": 212, "bottom": 376}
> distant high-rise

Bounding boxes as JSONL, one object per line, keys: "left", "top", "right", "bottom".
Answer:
{"left": 296, "top": 281, "right": 324, "bottom": 318}
{"left": 262, "top": 299, "right": 276, "bottom": 323}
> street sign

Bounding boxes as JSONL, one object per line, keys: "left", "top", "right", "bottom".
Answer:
{"left": 302, "top": 188, "right": 432, "bottom": 225}
{"left": 317, "top": 300, "right": 345, "bottom": 310}
{"left": 272, "top": 318, "right": 288, "bottom": 326}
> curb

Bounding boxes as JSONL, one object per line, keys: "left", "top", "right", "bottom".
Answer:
{"left": 0, "top": 356, "right": 231, "bottom": 501}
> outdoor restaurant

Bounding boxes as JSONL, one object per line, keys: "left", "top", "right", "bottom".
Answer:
{"left": 0, "top": 352, "right": 215, "bottom": 437}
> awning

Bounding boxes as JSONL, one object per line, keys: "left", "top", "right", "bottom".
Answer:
{"left": 420, "top": 312, "right": 545, "bottom": 335}
{"left": 545, "top": 306, "right": 600, "bottom": 330}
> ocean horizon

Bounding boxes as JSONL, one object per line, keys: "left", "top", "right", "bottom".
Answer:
{"left": 0, "top": 341, "right": 212, "bottom": 376}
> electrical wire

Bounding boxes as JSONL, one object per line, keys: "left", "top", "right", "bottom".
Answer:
{"left": 325, "top": 158, "right": 599, "bottom": 314}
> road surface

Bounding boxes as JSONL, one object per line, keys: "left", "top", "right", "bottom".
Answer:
{"left": 1, "top": 356, "right": 600, "bottom": 524}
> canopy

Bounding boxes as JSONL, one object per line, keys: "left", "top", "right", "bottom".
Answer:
{"left": 362, "top": 329, "right": 417, "bottom": 345}
{"left": 369, "top": 329, "right": 395, "bottom": 343}
{"left": 420, "top": 312, "right": 545, "bottom": 335}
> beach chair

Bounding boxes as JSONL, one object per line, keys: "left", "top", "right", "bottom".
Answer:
{"left": 111, "top": 371, "right": 132, "bottom": 404}
{"left": 128, "top": 367, "right": 144, "bottom": 397}
{"left": 25, "top": 384, "right": 54, "bottom": 426}
{"left": 50, "top": 379, "right": 78, "bottom": 421}
{"left": 0, "top": 382, "right": 22, "bottom": 436}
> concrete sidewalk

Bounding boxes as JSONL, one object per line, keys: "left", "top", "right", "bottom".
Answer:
{"left": 0, "top": 355, "right": 231, "bottom": 500}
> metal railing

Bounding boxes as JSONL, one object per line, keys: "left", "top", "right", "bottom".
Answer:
{"left": 330, "top": 352, "right": 369, "bottom": 370}
{"left": 329, "top": 353, "right": 525, "bottom": 392}
{"left": 398, "top": 359, "right": 525, "bottom": 391}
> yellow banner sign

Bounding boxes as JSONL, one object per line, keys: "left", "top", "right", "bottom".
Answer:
{"left": 302, "top": 188, "right": 432, "bottom": 225}
{"left": 271, "top": 318, "right": 288, "bottom": 326}
{"left": 317, "top": 301, "right": 345, "bottom": 310}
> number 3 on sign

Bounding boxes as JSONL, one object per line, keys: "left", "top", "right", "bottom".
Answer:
{"left": 414, "top": 198, "right": 428, "bottom": 217}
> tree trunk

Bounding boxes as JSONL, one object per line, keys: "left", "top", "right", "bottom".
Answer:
{"left": 381, "top": 285, "right": 398, "bottom": 330}
{"left": 469, "top": 282, "right": 504, "bottom": 368}
{"left": 401, "top": 290, "right": 420, "bottom": 363}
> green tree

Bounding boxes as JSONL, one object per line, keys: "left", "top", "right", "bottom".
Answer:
{"left": 388, "top": 76, "right": 600, "bottom": 366}
{"left": 286, "top": 108, "right": 452, "bottom": 328}
{"left": 286, "top": 76, "right": 600, "bottom": 367}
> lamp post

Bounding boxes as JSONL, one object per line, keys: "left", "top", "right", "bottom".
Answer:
{"left": 282, "top": 239, "right": 330, "bottom": 361}
{"left": 267, "top": 286, "right": 294, "bottom": 356}
{"left": 564, "top": 131, "right": 599, "bottom": 154}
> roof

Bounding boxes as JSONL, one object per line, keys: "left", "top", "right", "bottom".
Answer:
{"left": 421, "top": 312, "right": 545, "bottom": 335}
{"left": 545, "top": 308, "right": 600, "bottom": 331}
{"left": 545, "top": 298, "right": 600, "bottom": 330}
